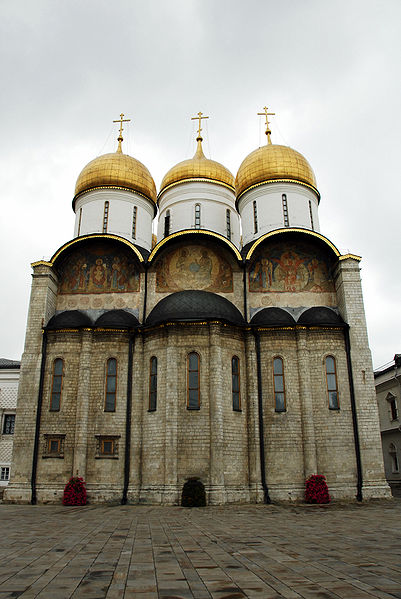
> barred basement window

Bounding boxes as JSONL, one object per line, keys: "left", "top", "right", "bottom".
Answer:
{"left": 132, "top": 206, "right": 137, "bottom": 239}
{"left": 195, "top": 204, "right": 201, "bottom": 229}
{"left": 325, "top": 356, "right": 339, "bottom": 409}
{"left": 95, "top": 435, "right": 120, "bottom": 458}
{"left": 105, "top": 358, "right": 117, "bottom": 412}
{"left": 389, "top": 443, "right": 399, "bottom": 473}
{"left": 42, "top": 434, "right": 65, "bottom": 458}
{"left": 282, "top": 194, "right": 289, "bottom": 227}
{"left": 273, "top": 357, "right": 286, "bottom": 412}
{"left": 103, "top": 201, "right": 109, "bottom": 233}
{"left": 149, "top": 356, "right": 157, "bottom": 411}
{"left": 77, "top": 207, "right": 82, "bottom": 236}
{"left": 253, "top": 200, "right": 258, "bottom": 233}
{"left": 2, "top": 414, "right": 15, "bottom": 435}
{"left": 0, "top": 467, "right": 10, "bottom": 481}
{"left": 309, "top": 200, "right": 315, "bottom": 230}
{"left": 232, "top": 356, "right": 241, "bottom": 411}
{"left": 164, "top": 210, "right": 170, "bottom": 237}
{"left": 50, "top": 358, "right": 63, "bottom": 411}
{"left": 187, "top": 352, "right": 200, "bottom": 410}
{"left": 226, "top": 209, "right": 231, "bottom": 240}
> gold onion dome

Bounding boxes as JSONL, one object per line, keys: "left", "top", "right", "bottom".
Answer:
{"left": 74, "top": 149, "right": 157, "bottom": 205}
{"left": 235, "top": 144, "right": 318, "bottom": 199}
{"left": 159, "top": 138, "right": 235, "bottom": 196}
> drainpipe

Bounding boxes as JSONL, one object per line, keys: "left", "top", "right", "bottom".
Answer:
{"left": 344, "top": 326, "right": 363, "bottom": 502}
{"left": 253, "top": 329, "right": 271, "bottom": 504}
{"left": 122, "top": 331, "right": 135, "bottom": 505}
{"left": 31, "top": 330, "right": 48, "bottom": 505}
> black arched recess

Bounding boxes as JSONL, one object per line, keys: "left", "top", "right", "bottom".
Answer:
{"left": 298, "top": 306, "right": 345, "bottom": 327}
{"left": 146, "top": 290, "right": 245, "bottom": 327}
{"left": 95, "top": 309, "right": 139, "bottom": 329}
{"left": 46, "top": 310, "right": 93, "bottom": 330}
{"left": 251, "top": 307, "right": 296, "bottom": 327}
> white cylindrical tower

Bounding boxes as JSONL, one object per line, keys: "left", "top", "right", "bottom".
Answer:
{"left": 72, "top": 137, "right": 157, "bottom": 252}
{"left": 157, "top": 136, "right": 240, "bottom": 248}
{"left": 236, "top": 142, "right": 320, "bottom": 247}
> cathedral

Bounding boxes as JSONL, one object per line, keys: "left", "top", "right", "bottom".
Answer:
{"left": 4, "top": 111, "right": 390, "bottom": 505}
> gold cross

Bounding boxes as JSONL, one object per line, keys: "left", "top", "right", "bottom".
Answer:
{"left": 191, "top": 111, "right": 209, "bottom": 140}
{"left": 113, "top": 113, "right": 131, "bottom": 152}
{"left": 257, "top": 106, "right": 275, "bottom": 144}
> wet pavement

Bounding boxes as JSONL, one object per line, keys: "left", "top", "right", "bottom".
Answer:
{"left": 0, "top": 500, "right": 401, "bottom": 598}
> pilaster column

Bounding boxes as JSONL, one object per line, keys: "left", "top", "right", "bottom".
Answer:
{"left": 208, "top": 323, "right": 225, "bottom": 504}
{"left": 164, "top": 327, "right": 178, "bottom": 503}
{"left": 296, "top": 328, "right": 317, "bottom": 477}
{"left": 245, "top": 331, "right": 264, "bottom": 501}
{"left": 73, "top": 330, "right": 92, "bottom": 478}
{"left": 130, "top": 332, "right": 144, "bottom": 501}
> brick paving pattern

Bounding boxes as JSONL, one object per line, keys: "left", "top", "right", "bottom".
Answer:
{"left": 0, "top": 501, "right": 400, "bottom": 598}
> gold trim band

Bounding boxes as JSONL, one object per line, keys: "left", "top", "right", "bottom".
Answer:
{"left": 50, "top": 234, "right": 144, "bottom": 264}
{"left": 158, "top": 177, "right": 235, "bottom": 200}
{"left": 148, "top": 229, "right": 242, "bottom": 262}
{"left": 245, "top": 228, "right": 340, "bottom": 261}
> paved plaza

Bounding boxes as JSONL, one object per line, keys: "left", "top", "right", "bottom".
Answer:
{"left": 0, "top": 501, "right": 401, "bottom": 599}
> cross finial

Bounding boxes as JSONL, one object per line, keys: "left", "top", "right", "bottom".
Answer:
{"left": 113, "top": 113, "right": 131, "bottom": 153}
{"left": 191, "top": 111, "right": 209, "bottom": 141}
{"left": 257, "top": 106, "right": 275, "bottom": 144}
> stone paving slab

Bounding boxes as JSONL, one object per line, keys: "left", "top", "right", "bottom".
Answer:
{"left": 0, "top": 501, "right": 400, "bottom": 598}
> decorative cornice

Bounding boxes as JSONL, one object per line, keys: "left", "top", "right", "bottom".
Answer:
{"left": 148, "top": 229, "right": 242, "bottom": 262}
{"left": 31, "top": 260, "right": 53, "bottom": 268}
{"left": 339, "top": 253, "right": 362, "bottom": 262}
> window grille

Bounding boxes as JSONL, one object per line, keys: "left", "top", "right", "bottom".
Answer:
{"left": 273, "top": 357, "right": 286, "bottom": 412}
{"left": 105, "top": 358, "right": 117, "bottom": 412}
{"left": 326, "top": 356, "right": 339, "bottom": 409}
{"left": 50, "top": 359, "right": 63, "bottom": 411}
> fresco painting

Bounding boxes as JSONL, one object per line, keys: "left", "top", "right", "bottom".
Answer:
{"left": 155, "top": 244, "right": 233, "bottom": 292}
{"left": 249, "top": 242, "right": 334, "bottom": 293}
{"left": 58, "top": 245, "right": 140, "bottom": 294}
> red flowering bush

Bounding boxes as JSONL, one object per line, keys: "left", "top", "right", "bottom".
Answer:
{"left": 62, "top": 477, "right": 87, "bottom": 506}
{"left": 305, "top": 474, "right": 330, "bottom": 504}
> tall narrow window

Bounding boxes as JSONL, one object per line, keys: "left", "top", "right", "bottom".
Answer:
{"left": 50, "top": 358, "right": 63, "bottom": 411}
{"left": 282, "top": 194, "right": 289, "bottom": 227}
{"left": 3, "top": 414, "right": 15, "bottom": 434}
{"left": 387, "top": 393, "right": 399, "bottom": 420}
{"left": 389, "top": 443, "right": 399, "bottom": 473}
{"left": 253, "top": 200, "right": 258, "bottom": 234}
{"left": 164, "top": 210, "right": 170, "bottom": 237}
{"left": 132, "top": 206, "right": 137, "bottom": 239}
{"left": 325, "top": 356, "right": 339, "bottom": 409}
{"left": 195, "top": 204, "right": 201, "bottom": 229}
{"left": 105, "top": 358, "right": 117, "bottom": 412}
{"left": 232, "top": 356, "right": 241, "bottom": 411}
{"left": 309, "top": 200, "right": 315, "bottom": 230}
{"left": 187, "top": 352, "right": 200, "bottom": 409}
{"left": 273, "top": 357, "right": 286, "bottom": 412}
{"left": 103, "top": 201, "right": 109, "bottom": 233}
{"left": 226, "top": 209, "right": 231, "bottom": 240}
{"left": 149, "top": 357, "right": 157, "bottom": 411}
{"left": 77, "top": 207, "right": 82, "bottom": 236}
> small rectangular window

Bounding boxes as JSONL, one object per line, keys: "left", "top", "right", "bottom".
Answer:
{"left": 3, "top": 414, "right": 15, "bottom": 435}
{"left": 149, "top": 357, "right": 157, "bottom": 411}
{"left": 232, "top": 356, "right": 241, "bottom": 411}
{"left": 273, "top": 357, "right": 286, "bottom": 412}
{"left": 103, "top": 201, "right": 109, "bottom": 233}
{"left": 195, "top": 204, "right": 201, "bottom": 229}
{"left": 253, "top": 200, "right": 258, "bottom": 234}
{"left": 132, "top": 206, "right": 137, "bottom": 239}
{"left": 95, "top": 435, "right": 120, "bottom": 458}
{"left": 0, "top": 467, "right": 10, "bottom": 481}
{"left": 282, "top": 194, "right": 289, "bottom": 227}
{"left": 309, "top": 200, "right": 314, "bottom": 230}
{"left": 105, "top": 358, "right": 117, "bottom": 412}
{"left": 226, "top": 209, "right": 231, "bottom": 240}
{"left": 43, "top": 435, "right": 65, "bottom": 458}
{"left": 326, "top": 356, "right": 339, "bottom": 409}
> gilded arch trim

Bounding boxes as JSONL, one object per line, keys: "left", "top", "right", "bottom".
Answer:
{"left": 245, "top": 228, "right": 341, "bottom": 262}
{"left": 50, "top": 234, "right": 145, "bottom": 265}
{"left": 148, "top": 229, "right": 242, "bottom": 263}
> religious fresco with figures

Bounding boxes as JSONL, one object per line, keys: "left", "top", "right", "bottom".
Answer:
{"left": 154, "top": 243, "right": 233, "bottom": 293}
{"left": 57, "top": 243, "right": 140, "bottom": 295}
{"left": 249, "top": 241, "right": 335, "bottom": 294}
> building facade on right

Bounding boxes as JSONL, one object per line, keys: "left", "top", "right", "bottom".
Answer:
{"left": 375, "top": 355, "right": 401, "bottom": 496}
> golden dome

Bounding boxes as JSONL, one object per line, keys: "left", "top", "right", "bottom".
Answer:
{"left": 74, "top": 151, "right": 157, "bottom": 204}
{"left": 159, "top": 138, "right": 235, "bottom": 197}
{"left": 236, "top": 144, "right": 318, "bottom": 199}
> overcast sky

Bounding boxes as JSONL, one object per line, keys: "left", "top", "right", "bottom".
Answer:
{"left": 0, "top": 0, "right": 400, "bottom": 369}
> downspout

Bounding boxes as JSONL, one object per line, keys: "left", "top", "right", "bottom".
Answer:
{"left": 253, "top": 329, "right": 271, "bottom": 504}
{"left": 122, "top": 331, "right": 135, "bottom": 505}
{"left": 31, "top": 330, "right": 48, "bottom": 505}
{"left": 344, "top": 326, "right": 363, "bottom": 502}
